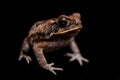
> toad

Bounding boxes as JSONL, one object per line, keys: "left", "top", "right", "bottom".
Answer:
{"left": 18, "top": 13, "right": 89, "bottom": 75}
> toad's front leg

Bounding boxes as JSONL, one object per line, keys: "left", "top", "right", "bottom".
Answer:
{"left": 65, "top": 39, "right": 89, "bottom": 66}
{"left": 33, "top": 44, "right": 63, "bottom": 75}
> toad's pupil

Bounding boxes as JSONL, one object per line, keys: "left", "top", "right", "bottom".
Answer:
{"left": 58, "top": 18, "right": 68, "bottom": 28}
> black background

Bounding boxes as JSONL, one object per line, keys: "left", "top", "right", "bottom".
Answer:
{"left": 2, "top": 0, "right": 120, "bottom": 80}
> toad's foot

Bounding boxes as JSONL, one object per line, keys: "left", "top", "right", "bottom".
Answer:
{"left": 18, "top": 54, "right": 32, "bottom": 64}
{"left": 43, "top": 63, "right": 63, "bottom": 75}
{"left": 65, "top": 53, "right": 89, "bottom": 66}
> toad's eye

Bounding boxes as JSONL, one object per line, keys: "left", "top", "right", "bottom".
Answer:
{"left": 58, "top": 18, "right": 68, "bottom": 28}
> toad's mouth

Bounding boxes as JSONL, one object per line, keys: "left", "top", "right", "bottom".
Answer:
{"left": 54, "top": 25, "right": 82, "bottom": 35}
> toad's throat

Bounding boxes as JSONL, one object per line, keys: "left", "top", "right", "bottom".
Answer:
{"left": 54, "top": 25, "right": 82, "bottom": 35}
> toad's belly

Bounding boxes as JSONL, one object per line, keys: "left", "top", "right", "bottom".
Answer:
{"left": 44, "top": 38, "right": 72, "bottom": 53}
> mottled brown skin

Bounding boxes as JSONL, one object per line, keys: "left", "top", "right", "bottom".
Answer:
{"left": 19, "top": 13, "right": 89, "bottom": 75}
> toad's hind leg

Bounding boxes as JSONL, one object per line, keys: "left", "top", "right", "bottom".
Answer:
{"left": 18, "top": 38, "right": 32, "bottom": 64}
{"left": 33, "top": 44, "right": 63, "bottom": 75}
